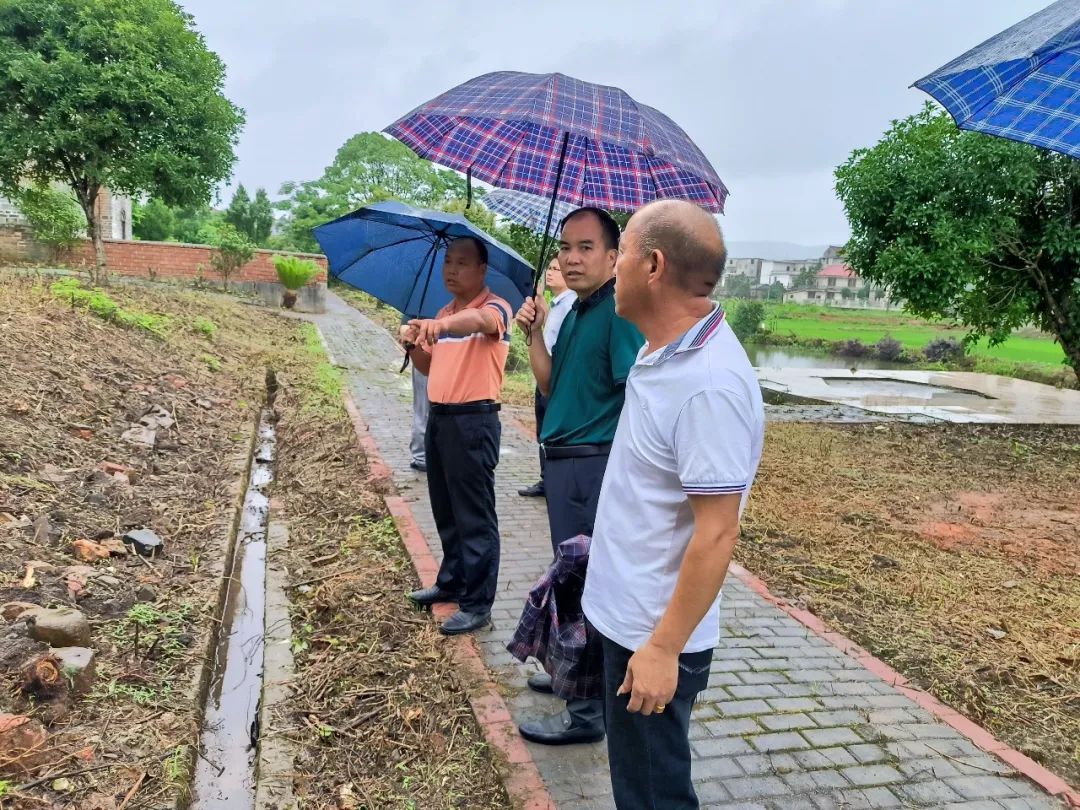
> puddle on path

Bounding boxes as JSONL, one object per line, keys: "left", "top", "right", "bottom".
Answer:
{"left": 191, "top": 409, "right": 275, "bottom": 810}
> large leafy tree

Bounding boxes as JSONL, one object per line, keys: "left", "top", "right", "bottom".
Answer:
{"left": 0, "top": 0, "right": 244, "bottom": 282}
{"left": 836, "top": 104, "right": 1080, "bottom": 377}
{"left": 223, "top": 184, "right": 273, "bottom": 246}
{"left": 277, "top": 132, "right": 468, "bottom": 252}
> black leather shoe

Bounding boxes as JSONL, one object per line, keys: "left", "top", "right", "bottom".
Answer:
{"left": 410, "top": 460, "right": 427, "bottom": 472}
{"left": 517, "top": 481, "right": 545, "bottom": 497}
{"left": 407, "top": 585, "right": 460, "bottom": 607}
{"left": 527, "top": 672, "right": 554, "bottom": 694}
{"left": 439, "top": 610, "right": 491, "bottom": 636}
{"left": 518, "top": 710, "right": 604, "bottom": 746}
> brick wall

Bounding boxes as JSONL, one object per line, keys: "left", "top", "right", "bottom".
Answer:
{"left": 70, "top": 238, "right": 327, "bottom": 286}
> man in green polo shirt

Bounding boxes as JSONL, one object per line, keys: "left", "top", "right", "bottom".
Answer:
{"left": 514, "top": 207, "right": 644, "bottom": 746}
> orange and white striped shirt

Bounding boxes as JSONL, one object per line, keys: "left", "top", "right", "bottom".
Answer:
{"left": 427, "top": 289, "right": 512, "bottom": 404}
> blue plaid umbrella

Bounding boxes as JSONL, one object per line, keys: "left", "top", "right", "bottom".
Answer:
{"left": 313, "top": 201, "right": 532, "bottom": 320}
{"left": 386, "top": 71, "right": 728, "bottom": 287}
{"left": 482, "top": 189, "right": 576, "bottom": 237}
{"left": 915, "top": 0, "right": 1080, "bottom": 158}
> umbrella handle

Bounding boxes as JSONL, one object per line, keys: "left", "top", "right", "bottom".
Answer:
{"left": 400, "top": 342, "right": 415, "bottom": 373}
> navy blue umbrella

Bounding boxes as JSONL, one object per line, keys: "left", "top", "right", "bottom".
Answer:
{"left": 915, "top": 0, "right": 1080, "bottom": 158}
{"left": 313, "top": 200, "right": 533, "bottom": 319}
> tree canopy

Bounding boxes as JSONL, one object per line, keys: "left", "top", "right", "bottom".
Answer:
{"left": 0, "top": 0, "right": 244, "bottom": 281}
{"left": 276, "top": 133, "right": 469, "bottom": 252}
{"left": 224, "top": 184, "right": 273, "bottom": 246}
{"left": 836, "top": 104, "right": 1080, "bottom": 377}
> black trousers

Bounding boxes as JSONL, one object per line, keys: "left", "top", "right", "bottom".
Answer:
{"left": 534, "top": 387, "right": 548, "bottom": 482}
{"left": 426, "top": 410, "right": 501, "bottom": 615}
{"left": 543, "top": 454, "right": 608, "bottom": 557}
{"left": 543, "top": 452, "right": 609, "bottom": 731}
{"left": 602, "top": 633, "right": 713, "bottom": 809}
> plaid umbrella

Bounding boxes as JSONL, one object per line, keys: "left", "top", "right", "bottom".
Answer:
{"left": 482, "top": 188, "right": 575, "bottom": 237}
{"left": 915, "top": 0, "right": 1080, "bottom": 158}
{"left": 386, "top": 71, "right": 728, "bottom": 286}
{"left": 386, "top": 71, "right": 727, "bottom": 213}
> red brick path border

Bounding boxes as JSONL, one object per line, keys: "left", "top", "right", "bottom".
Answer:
{"left": 343, "top": 393, "right": 557, "bottom": 810}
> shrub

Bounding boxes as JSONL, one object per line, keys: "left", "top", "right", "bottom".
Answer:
{"left": 923, "top": 337, "right": 965, "bottom": 364}
{"left": 874, "top": 335, "right": 905, "bottom": 362}
{"left": 272, "top": 255, "right": 319, "bottom": 290}
{"left": 507, "top": 327, "right": 530, "bottom": 374}
{"left": 17, "top": 186, "right": 86, "bottom": 249}
{"left": 833, "top": 338, "right": 870, "bottom": 357}
{"left": 192, "top": 316, "right": 217, "bottom": 339}
{"left": 209, "top": 224, "right": 255, "bottom": 289}
{"left": 729, "top": 300, "right": 765, "bottom": 342}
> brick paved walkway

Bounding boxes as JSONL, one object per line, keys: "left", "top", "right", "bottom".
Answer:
{"left": 311, "top": 293, "right": 1064, "bottom": 810}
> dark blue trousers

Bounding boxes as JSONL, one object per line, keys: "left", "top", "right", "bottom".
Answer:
{"left": 426, "top": 409, "right": 501, "bottom": 615}
{"left": 601, "top": 633, "right": 713, "bottom": 809}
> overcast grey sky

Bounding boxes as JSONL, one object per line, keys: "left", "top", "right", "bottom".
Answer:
{"left": 179, "top": 0, "right": 1050, "bottom": 246}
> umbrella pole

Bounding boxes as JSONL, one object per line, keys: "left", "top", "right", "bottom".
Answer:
{"left": 400, "top": 238, "right": 441, "bottom": 373}
{"left": 532, "top": 131, "right": 571, "bottom": 292}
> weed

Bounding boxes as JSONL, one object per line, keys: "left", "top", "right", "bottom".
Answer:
{"left": 109, "top": 603, "right": 194, "bottom": 661}
{"left": 164, "top": 746, "right": 188, "bottom": 784}
{"left": 0, "top": 780, "right": 10, "bottom": 798}
{"left": 298, "top": 322, "right": 324, "bottom": 355}
{"left": 193, "top": 316, "right": 218, "bottom": 339}
{"left": 201, "top": 354, "right": 222, "bottom": 372}
{"left": 49, "top": 278, "right": 170, "bottom": 338}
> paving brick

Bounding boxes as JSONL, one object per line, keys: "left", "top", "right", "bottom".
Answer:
{"left": 717, "top": 699, "right": 772, "bottom": 717}
{"left": 704, "top": 717, "right": 761, "bottom": 737}
{"left": 802, "top": 727, "right": 863, "bottom": 747}
{"left": 840, "top": 764, "right": 904, "bottom": 786}
{"left": 728, "top": 684, "right": 783, "bottom": 700}
{"left": 758, "top": 712, "right": 815, "bottom": 731}
{"left": 735, "top": 754, "right": 774, "bottom": 776}
{"left": 693, "top": 755, "right": 744, "bottom": 781}
{"left": 693, "top": 736, "right": 755, "bottom": 757}
{"left": 946, "top": 776, "right": 1019, "bottom": 800}
{"left": 738, "top": 671, "right": 790, "bottom": 685}
{"left": 724, "top": 776, "right": 788, "bottom": 800}
{"left": 765, "top": 696, "right": 821, "bottom": 713}
{"left": 749, "top": 732, "right": 811, "bottom": 753}
{"left": 846, "top": 743, "right": 888, "bottom": 764}
{"left": 899, "top": 779, "right": 965, "bottom": 805}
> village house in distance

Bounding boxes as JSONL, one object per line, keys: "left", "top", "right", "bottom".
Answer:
{"left": 721, "top": 244, "right": 894, "bottom": 309}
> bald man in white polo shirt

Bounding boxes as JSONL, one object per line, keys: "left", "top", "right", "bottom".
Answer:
{"left": 582, "top": 200, "right": 765, "bottom": 809}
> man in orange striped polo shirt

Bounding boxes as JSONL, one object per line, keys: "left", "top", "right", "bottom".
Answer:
{"left": 400, "top": 236, "right": 512, "bottom": 636}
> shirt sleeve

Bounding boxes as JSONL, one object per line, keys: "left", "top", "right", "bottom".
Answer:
{"left": 482, "top": 299, "right": 511, "bottom": 338}
{"left": 673, "top": 388, "right": 755, "bottom": 496}
{"left": 609, "top": 316, "right": 644, "bottom": 384}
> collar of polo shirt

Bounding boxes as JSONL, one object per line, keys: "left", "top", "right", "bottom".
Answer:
{"left": 639, "top": 303, "right": 727, "bottom": 367}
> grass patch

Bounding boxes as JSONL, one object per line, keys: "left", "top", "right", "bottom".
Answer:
{"left": 50, "top": 277, "right": 170, "bottom": 338}
{"left": 192, "top": 316, "right": 217, "bottom": 339}
{"left": 760, "top": 303, "right": 1066, "bottom": 366}
{"left": 294, "top": 323, "right": 343, "bottom": 414}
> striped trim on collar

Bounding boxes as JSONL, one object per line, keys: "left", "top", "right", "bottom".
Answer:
{"left": 653, "top": 304, "right": 726, "bottom": 364}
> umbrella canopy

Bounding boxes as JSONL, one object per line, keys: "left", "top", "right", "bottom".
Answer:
{"left": 915, "top": 0, "right": 1080, "bottom": 158}
{"left": 482, "top": 188, "right": 576, "bottom": 237}
{"left": 385, "top": 71, "right": 728, "bottom": 213}
{"left": 313, "top": 201, "right": 533, "bottom": 320}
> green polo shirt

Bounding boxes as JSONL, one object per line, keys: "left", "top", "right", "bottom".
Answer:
{"left": 540, "top": 279, "right": 644, "bottom": 447}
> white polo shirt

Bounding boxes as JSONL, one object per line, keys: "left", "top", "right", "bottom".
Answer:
{"left": 582, "top": 304, "right": 765, "bottom": 654}
{"left": 543, "top": 289, "right": 576, "bottom": 354}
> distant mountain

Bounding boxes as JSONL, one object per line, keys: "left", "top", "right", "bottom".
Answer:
{"left": 726, "top": 241, "right": 830, "bottom": 261}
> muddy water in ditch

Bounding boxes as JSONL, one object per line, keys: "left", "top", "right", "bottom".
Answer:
{"left": 191, "top": 409, "right": 275, "bottom": 810}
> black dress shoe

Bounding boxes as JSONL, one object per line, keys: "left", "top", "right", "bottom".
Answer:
{"left": 439, "top": 609, "right": 491, "bottom": 636}
{"left": 407, "top": 585, "right": 460, "bottom": 607}
{"left": 517, "top": 481, "right": 545, "bottom": 497}
{"left": 410, "top": 460, "right": 427, "bottom": 472}
{"left": 518, "top": 710, "right": 604, "bottom": 746}
{"left": 527, "top": 671, "right": 554, "bottom": 694}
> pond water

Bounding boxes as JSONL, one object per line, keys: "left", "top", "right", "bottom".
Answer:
{"left": 744, "top": 344, "right": 910, "bottom": 371}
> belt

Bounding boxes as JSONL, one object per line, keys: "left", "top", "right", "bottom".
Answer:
{"left": 430, "top": 401, "right": 501, "bottom": 415}
{"left": 543, "top": 443, "right": 612, "bottom": 459}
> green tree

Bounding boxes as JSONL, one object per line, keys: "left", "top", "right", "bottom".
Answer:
{"left": 132, "top": 198, "right": 176, "bottom": 242}
{"left": 0, "top": 0, "right": 244, "bottom": 283}
{"left": 836, "top": 103, "right": 1080, "bottom": 377}
{"left": 856, "top": 285, "right": 871, "bottom": 301}
{"left": 793, "top": 263, "right": 820, "bottom": 289}
{"left": 251, "top": 188, "right": 274, "bottom": 246}
{"left": 224, "top": 184, "right": 252, "bottom": 240}
{"left": 277, "top": 132, "right": 468, "bottom": 251}
{"left": 210, "top": 224, "right": 255, "bottom": 289}
{"left": 767, "top": 281, "right": 786, "bottom": 301}
{"left": 723, "top": 274, "right": 753, "bottom": 299}
{"left": 16, "top": 185, "right": 86, "bottom": 249}
{"left": 729, "top": 300, "right": 765, "bottom": 342}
